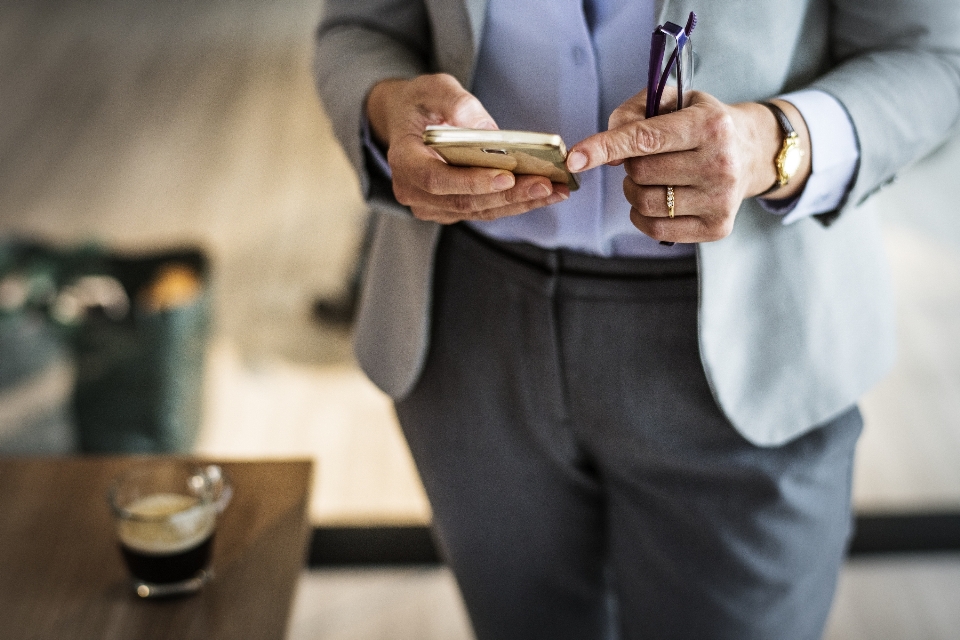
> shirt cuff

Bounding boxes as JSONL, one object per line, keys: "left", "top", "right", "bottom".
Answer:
{"left": 758, "top": 89, "right": 860, "bottom": 225}
{"left": 362, "top": 115, "right": 393, "bottom": 180}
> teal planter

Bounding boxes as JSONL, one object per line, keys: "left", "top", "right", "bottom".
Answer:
{"left": 0, "top": 312, "right": 76, "bottom": 455}
{"left": 72, "top": 250, "right": 210, "bottom": 454}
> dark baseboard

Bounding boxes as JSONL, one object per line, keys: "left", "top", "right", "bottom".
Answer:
{"left": 308, "top": 513, "right": 960, "bottom": 568}
{"left": 848, "top": 513, "right": 960, "bottom": 556}
{"left": 309, "top": 525, "right": 441, "bottom": 566}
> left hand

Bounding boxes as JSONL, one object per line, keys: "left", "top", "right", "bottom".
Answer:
{"left": 566, "top": 89, "right": 810, "bottom": 244}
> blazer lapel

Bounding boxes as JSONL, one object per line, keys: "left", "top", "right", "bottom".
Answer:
{"left": 656, "top": 0, "right": 670, "bottom": 24}
{"left": 429, "top": 0, "right": 486, "bottom": 85}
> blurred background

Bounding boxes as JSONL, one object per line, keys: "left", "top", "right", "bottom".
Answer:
{"left": 0, "top": 1, "right": 958, "bottom": 638}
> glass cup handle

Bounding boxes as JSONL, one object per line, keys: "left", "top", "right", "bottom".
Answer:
{"left": 189, "top": 465, "right": 233, "bottom": 513}
{"left": 207, "top": 465, "right": 233, "bottom": 513}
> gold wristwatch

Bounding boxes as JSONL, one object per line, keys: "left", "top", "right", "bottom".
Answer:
{"left": 760, "top": 102, "right": 803, "bottom": 196}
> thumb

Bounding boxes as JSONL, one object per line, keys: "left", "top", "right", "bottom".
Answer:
{"left": 431, "top": 75, "right": 498, "bottom": 130}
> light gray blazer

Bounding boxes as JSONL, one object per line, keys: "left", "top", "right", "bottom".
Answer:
{"left": 315, "top": 0, "right": 960, "bottom": 445}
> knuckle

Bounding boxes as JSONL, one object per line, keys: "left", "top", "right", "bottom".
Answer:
{"left": 393, "top": 183, "right": 414, "bottom": 206}
{"left": 642, "top": 187, "right": 664, "bottom": 215}
{"left": 719, "top": 214, "right": 736, "bottom": 237}
{"left": 421, "top": 170, "right": 445, "bottom": 195}
{"left": 704, "top": 216, "right": 735, "bottom": 241}
{"left": 705, "top": 111, "right": 735, "bottom": 143}
{"left": 623, "top": 158, "right": 646, "bottom": 183}
{"left": 410, "top": 206, "right": 435, "bottom": 222}
{"left": 385, "top": 145, "right": 398, "bottom": 164}
{"left": 646, "top": 217, "right": 669, "bottom": 239}
{"left": 600, "top": 138, "right": 625, "bottom": 163}
{"left": 632, "top": 125, "right": 664, "bottom": 154}
{"left": 420, "top": 208, "right": 460, "bottom": 225}
{"left": 710, "top": 184, "right": 741, "bottom": 212}
{"left": 621, "top": 179, "right": 642, "bottom": 208}
{"left": 385, "top": 144, "right": 406, "bottom": 170}
{"left": 446, "top": 193, "right": 474, "bottom": 213}
{"left": 502, "top": 187, "right": 527, "bottom": 205}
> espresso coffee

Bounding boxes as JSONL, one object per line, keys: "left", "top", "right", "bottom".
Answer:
{"left": 117, "top": 493, "right": 216, "bottom": 584}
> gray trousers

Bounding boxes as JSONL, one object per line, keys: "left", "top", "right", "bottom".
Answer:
{"left": 395, "top": 224, "right": 862, "bottom": 640}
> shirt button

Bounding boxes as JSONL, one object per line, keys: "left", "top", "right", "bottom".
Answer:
{"left": 572, "top": 46, "right": 587, "bottom": 65}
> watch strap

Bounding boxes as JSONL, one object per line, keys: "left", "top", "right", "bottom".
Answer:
{"left": 759, "top": 101, "right": 796, "bottom": 196}
{"left": 762, "top": 101, "right": 795, "bottom": 137}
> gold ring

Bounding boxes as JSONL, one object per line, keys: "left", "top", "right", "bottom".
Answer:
{"left": 666, "top": 186, "right": 675, "bottom": 218}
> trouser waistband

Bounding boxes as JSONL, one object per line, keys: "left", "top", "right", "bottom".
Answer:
{"left": 453, "top": 224, "right": 698, "bottom": 279}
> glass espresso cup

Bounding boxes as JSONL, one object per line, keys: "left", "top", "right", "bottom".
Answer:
{"left": 108, "top": 461, "right": 232, "bottom": 598}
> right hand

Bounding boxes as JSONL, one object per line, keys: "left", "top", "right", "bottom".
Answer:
{"left": 366, "top": 73, "right": 569, "bottom": 224}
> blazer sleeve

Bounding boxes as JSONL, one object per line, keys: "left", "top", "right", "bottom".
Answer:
{"left": 811, "top": 0, "right": 960, "bottom": 217}
{"left": 313, "top": 0, "right": 433, "bottom": 211}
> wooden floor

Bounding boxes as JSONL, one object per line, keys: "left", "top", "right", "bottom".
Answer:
{"left": 286, "top": 556, "right": 960, "bottom": 640}
{"left": 1, "top": 1, "right": 959, "bottom": 637}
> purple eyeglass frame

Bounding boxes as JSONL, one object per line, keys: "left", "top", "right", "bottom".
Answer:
{"left": 645, "top": 12, "right": 697, "bottom": 119}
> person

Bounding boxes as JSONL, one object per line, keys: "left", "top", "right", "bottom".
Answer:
{"left": 314, "top": 1, "right": 960, "bottom": 638}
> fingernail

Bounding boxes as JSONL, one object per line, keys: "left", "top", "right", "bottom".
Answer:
{"left": 567, "top": 150, "right": 587, "bottom": 172}
{"left": 493, "top": 173, "right": 514, "bottom": 190}
{"left": 530, "top": 183, "right": 551, "bottom": 198}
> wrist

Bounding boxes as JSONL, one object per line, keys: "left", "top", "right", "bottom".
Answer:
{"left": 731, "top": 99, "right": 812, "bottom": 200}
{"left": 760, "top": 99, "right": 812, "bottom": 200}
{"left": 731, "top": 101, "right": 783, "bottom": 198}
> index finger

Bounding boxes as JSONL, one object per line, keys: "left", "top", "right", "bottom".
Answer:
{"left": 566, "top": 109, "right": 700, "bottom": 173}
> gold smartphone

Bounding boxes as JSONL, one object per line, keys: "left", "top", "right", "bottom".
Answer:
{"left": 422, "top": 126, "right": 580, "bottom": 191}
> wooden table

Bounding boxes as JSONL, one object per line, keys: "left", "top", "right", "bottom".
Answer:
{"left": 0, "top": 457, "right": 312, "bottom": 640}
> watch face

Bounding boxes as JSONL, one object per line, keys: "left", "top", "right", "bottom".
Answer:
{"left": 782, "top": 145, "right": 803, "bottom": 178}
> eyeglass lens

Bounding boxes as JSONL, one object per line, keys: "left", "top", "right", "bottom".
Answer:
{"left": 660, "top": 31, "right": 693, "bottom": 113}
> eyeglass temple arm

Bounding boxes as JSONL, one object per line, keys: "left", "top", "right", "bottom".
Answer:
{"left": 646, "top": 30, "right": 666, "bottom": 119}
{"left": 655, "top": 46, "right": 680, "bottom": 113}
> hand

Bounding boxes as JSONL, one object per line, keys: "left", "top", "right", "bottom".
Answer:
{"left": 565, "top": 90, "right": 811, "bottom": 243}
{"left": 366, "top": 73, "right": 570, "bottom": 224}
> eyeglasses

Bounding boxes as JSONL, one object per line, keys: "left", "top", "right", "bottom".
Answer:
{"left": 645, "top": 13, "right": 697, "bottom": 247}
{"left": 646, "top": 12, "right": 697, "bottom": 119}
